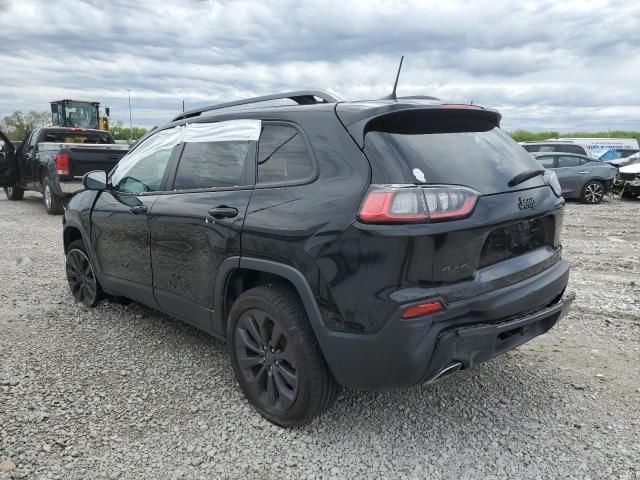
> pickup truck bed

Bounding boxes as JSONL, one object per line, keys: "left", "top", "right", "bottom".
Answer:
{"left": 0, "top": 127, "right": 129, "bottom": 214}
{"left": 38, "top": 142, "right": 129, "bottom": 194}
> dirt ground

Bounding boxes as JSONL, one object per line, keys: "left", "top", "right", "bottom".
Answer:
{"left": 0, "top": 192, "right": 639, "bottom": 480}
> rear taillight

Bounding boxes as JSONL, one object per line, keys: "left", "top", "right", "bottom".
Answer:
{"left": 358, "top": 185, "right": 479, "bottom": 223}
{"left": 402, "top": 301, "right": 445, "bottom": 319}
{"left": 56, "top": 152, "right": 71, "bottom": 176}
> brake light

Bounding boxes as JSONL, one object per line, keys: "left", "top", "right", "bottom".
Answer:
{"left": 402, "top": 301, "right": 445, "bottom": 319}
{"left": 358, "top": 185, "right": 479, "bottom": 223}
{"left": 56, "top": 152, "right": 71, "bottom": 175}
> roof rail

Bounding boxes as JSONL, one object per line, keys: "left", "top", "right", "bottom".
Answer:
{"left": 397, "top": 95, "right": 440, "bottom": 101}
{"left": 172, "top": 90, "right": 341, "bottom": 122}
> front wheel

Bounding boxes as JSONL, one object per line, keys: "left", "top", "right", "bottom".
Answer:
{"left": 42, "top": 176, "right": 64, "bottom": 214}
{"left": 4, "top": 186, "right": 25, "bottom": 201}
{"left": 581, "top": 180, "right": 604, "bottom": 204}
{"left": 66, "top": 239, "right": 103, "bottom": 307}
{"left": 227, "top": 284, "right": 340, "bottom": 427}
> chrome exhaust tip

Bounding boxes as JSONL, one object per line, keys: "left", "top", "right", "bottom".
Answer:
{"left": 428, "top": 361, "right": 463, "bottom": 383}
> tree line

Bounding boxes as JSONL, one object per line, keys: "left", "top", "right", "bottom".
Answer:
{"left": 2, "top": 110, "right": 639, "bottom": 146}
{"left": 0, "top": 111, "right": 149, "bottom": 141}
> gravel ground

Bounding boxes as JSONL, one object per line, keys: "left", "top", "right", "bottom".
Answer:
{"left": 1, "top": 192, "right": 639, "bottom": 480}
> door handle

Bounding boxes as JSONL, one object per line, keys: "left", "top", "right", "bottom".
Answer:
{"left": 129, "top": 205, "right": 148, "bottom": 214}
{"left": 207, "top": 206, "right": 238, "bottom": 219}
{"left": 578, "top": 171, "right": 589, "bottom": 174}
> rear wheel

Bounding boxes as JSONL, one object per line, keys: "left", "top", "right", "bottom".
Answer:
{"left": 4, "top": 186, "right": 25, "bottom": 201}
{"left": 42, "top": 176, "right": 64, "bottom": 214}
{"left": 66, "top": 239, "right": 103, "bottom": 307}
{"left": 227, "top": 284, "right": 340, "bottom": 427}
{"left": 581, "top": 180, "right": 604, "bottom": 204}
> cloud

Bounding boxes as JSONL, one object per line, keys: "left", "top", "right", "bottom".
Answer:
{"left": 0, "top": 0, "right": 639, "bottom": 132}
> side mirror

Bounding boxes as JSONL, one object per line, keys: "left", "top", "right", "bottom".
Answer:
{"left": 83, "top": 170, "right": 108, "bottom": 191}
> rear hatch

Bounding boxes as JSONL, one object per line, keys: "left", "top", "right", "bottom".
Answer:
{"left": 340, "top": 104, "right": 564, "bottom": 287}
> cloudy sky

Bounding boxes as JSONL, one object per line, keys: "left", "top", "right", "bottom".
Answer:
{"left": 1, "top": 0, "right": 639, "bottom": 132}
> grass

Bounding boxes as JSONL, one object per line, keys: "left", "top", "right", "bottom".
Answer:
{"left": 509, "top": 130, "right": 640, "bottom": 144}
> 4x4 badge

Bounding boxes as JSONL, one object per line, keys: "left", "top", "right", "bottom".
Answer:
{"left": 518, "top": 197, "right": 536, "bottom": 210}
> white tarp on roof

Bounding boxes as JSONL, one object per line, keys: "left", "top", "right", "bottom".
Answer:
{"left": 111, "top": 119, "right": 261, "bottom": 186}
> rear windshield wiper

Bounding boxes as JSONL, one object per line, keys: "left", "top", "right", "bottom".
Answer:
{"left": 508, "top": 169, "right": 546, "bottom": 188}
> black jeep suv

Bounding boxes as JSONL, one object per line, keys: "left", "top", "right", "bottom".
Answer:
{"left": 63, "top": 91, "right": 574, "bottom": 426}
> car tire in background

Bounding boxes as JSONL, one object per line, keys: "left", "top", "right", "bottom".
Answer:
{"left": 65, "top": 239, "right": 104, "bottom": 307}
{"left": 581, "top": 180, "right": 604, "bottom": 204}
{"left": 42, "top": 176, "right": 64, "bottom": 215}
{"left": 227, "top": 284, "right": 340, "bottom": 427}
{"left": 4, "top": 187, "right": 25, "bottom": 201}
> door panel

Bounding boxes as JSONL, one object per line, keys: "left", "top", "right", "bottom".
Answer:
{"left": 555, "top": 156, "right": 584, "bottom": 196}
{"left": 149, "top": 189, "right": 252, "bottom": 333}
{"left": 90, "top": 191, "right": 159, "bottom": 306}
{"left": 0, "top": 131, "right": 18, "bottom": 187}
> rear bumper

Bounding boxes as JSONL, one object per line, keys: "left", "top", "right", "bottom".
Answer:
{"left": 314, "top": 258, "right": 572, "bottom": 390}
{"left": 58, "top": 180, "right": 83, "bottom": 195}
{"left": 420, "top": 291, "right": 574, "bottom": 383}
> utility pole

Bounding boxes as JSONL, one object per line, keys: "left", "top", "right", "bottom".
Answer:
{"left": 182, "top": 99, "right": 185, "bottom": 112}
{"left": 127, "top": 89, "right": 133, "bottom": 142}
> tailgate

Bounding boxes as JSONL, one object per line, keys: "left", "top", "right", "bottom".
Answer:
{"left": 68, "top": 144, "right": 129, "bottom": 176}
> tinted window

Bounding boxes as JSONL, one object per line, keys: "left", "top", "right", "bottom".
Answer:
{"left": 557, "top": 144, "right": 585, "bottom": 155}
{"left": 173, "top": 141, "right": 251, "bottom": 190}
{"left": 537, "top": 145, "right": 556, "bottom": 152}
{"left": 522, "top": 145, "right": 538, "bottom": 152}
{"left": 257, "top": 125, "right": 313, "bottom": 183}
{"left": 364, "top": 127, "right": 544, "bottom": 194}
{"left": 537, "top": 156, "right": 555, "bottom": 168}
{"left": 114, "top": 147, "right": 175, "bottom": 193}
{"left": 558, "top": 156, "right": 582, "bottom": 168}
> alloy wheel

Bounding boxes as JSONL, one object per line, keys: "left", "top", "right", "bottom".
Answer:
{"left": 584, "top": 182, "right": 603, "bottom": 203}
{"left": 234, "top": 308, "right": 298, "bottom": 412}
{"left": 66, "top": 248, "right": 98, "bottom": 306}
{"left": 44, "top": 184, "right": 52, "bottom": 209}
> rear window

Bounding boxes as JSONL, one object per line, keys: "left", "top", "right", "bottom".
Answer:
{"left": 364, "top": 115, "right": 544, "bottom": 194}
{"left": 41, "top": 131, "right": 114, "bottom": 144}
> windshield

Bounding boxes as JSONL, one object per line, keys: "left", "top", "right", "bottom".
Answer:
{"left": 41, "top": 131, "right": 114, "bottom": 144}
{"left": 364, "top": 127, "right": 544, "bottom": 194}
{"left": 63, "top": 102, "right": 99, "bottom": 129}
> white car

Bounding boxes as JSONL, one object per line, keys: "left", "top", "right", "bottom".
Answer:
{"left": 617, "top": 162, "right": 640, "bottom": 198}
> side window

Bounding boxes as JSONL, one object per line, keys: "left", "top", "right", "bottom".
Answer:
{"left": 536, "top": 156, "right": 555, "bottom": 168}
{"left": 28, "top": 129, "right": 40, "bottom": 150}
{"left": 563, "top": 145, "right": 585, "bottom": 155}
{"left": 114, "top": 148, "right": 175, "bottom": 193}
{"left": 111, "top": 129, "right": 178, "bottom": 194}
{"left": 173, "top": 141, "right": 251, "bottom": 190}
{"left": 257, "top": 125, "right": 313, "bottom": 184}
{"left": 557, "top": 156, "right": 581, "bottom": 168}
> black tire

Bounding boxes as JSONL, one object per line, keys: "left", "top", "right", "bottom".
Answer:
{"left": 42, "top": 176, "right": 64, "bottom": 214}
{"left": 227, "top": 284, "right": 340, "bottom": 427}
{"left": 65, "top": 239, "right": 103, "bottom": 307}
{"left": 4, "top": 186, "right": 25, "bottom": 201}
{"left": 581, "top": 180, "right": 604, "bottom": 204}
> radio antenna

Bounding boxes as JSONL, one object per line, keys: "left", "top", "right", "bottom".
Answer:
{"left": 383, "top": 56, "right": 404, "bottom": 100}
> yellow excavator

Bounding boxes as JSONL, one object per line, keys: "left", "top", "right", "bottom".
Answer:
{"left": 50, "top": 99, "right": 110, "bottom": 131}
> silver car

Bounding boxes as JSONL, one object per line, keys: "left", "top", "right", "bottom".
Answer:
{"left": 533, "top": 153, "right": 617, "bottom": 204}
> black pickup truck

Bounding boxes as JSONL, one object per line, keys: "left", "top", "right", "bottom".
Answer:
{"left": 0, "top": 127, "right": 129, "bottom": 214}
